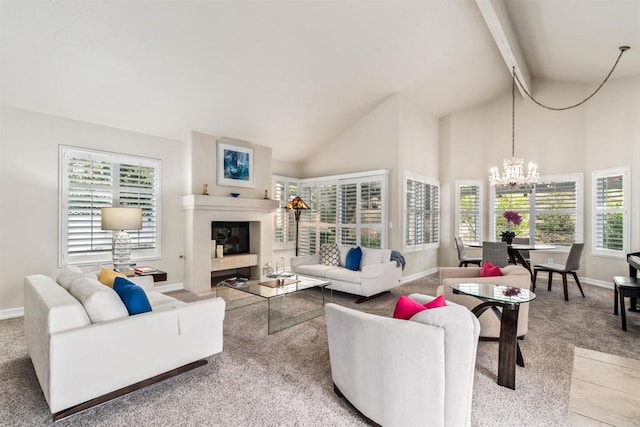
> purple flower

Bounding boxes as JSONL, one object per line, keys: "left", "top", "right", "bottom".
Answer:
{"left": 503, "top": 211, "right": 522, "bottom": 226}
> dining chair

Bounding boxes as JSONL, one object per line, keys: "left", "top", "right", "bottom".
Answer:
{"left": 512, "top": 237, "right": 531, "bottom": 262}
{"left": 454, "top": 237, "right": 481, "bottom": 267}
{"left": 481, "top": 241, "right": 510, "bottom": 267}
{"left": 533, "top": 243, "right": 585, "bottom": 301}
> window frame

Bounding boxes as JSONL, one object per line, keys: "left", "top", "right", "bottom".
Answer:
{"left": 455, "top": 180, "right": 483, "bottom": 245}
{"left": 296, "top": 169, "right": 388, "bottom": 255}
{"left": 272, "top": 175, "right": 299, "bottom": 250}
{"left": 403, "top": 172, "right": 440, "bottom": 251}
{"left": 592, "top": 165, "right": 630, "bottom": 259}
{"left": 489, "top": 173, "right": 583, "bottom": 248}
{"left": 59, "top": 145, "right": 162, "bottom": 267}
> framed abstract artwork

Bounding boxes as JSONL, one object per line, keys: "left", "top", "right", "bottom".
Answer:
{"left": 217, "top": 142, "right": 255, "bottom": 188}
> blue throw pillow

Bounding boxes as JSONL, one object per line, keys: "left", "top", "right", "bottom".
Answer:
{"left": 345, "top": 247, "right": 362, "bottom": 271}
{"left": 113, "top": 277, "right": 152, "bottom": 315}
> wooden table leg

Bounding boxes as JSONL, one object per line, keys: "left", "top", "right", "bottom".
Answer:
{"left": 498, "top": 304, "right": 520, "bottom": 390}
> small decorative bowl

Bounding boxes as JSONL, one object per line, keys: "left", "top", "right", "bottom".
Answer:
{"left": 230, "top": 192, "right": 240, "bottom": 198}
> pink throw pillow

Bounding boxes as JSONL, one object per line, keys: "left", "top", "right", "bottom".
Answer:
{"left": 392, "top": 295, "right": 447, "bottom": 320}
{"left": 424, "top": 294, "right": 447, "bottom": 309}
{"left": 480, "top": 262, "right": 502, "bottom": 277}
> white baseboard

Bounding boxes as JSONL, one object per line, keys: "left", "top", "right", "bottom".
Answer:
{"left": 0, "top": 307, "right": 24, "bottom": 320}
{"left": 401, "top": 267, "right": 439, "bottom": 284}
{"left": 580, "top": 277, "right": 613, "bottom": 289}
{"left": 155, "top": 282, "right": 184, "bottom": 293}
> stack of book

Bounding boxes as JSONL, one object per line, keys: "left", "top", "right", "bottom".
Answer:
{"left": 134, "top": 266, "right": 158, "bottom": 275}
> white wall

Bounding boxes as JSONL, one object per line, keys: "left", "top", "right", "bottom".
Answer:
{"left": 0, "top": 107, "right": 185, "bottom": 311}
{"left": 440, "top": 76, "right": 640, "bottom": 282}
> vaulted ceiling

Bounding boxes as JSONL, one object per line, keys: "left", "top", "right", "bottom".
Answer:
{"left": 1, "top": 0, "right": 639, "bottom": 162}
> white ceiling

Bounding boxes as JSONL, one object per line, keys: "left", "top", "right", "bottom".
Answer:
{"left": 1, "top": 0, "right": 639, "bottom": 162}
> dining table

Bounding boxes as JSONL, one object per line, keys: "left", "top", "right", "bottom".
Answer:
{"left": 469, "top": 242, "right": 556, "bottom": 278}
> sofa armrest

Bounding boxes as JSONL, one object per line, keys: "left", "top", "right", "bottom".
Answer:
{"left": 290, "top": 254, "right": 321, "bottom": 270}
{"left": 361, "top": 261, "right": 399, "bottom": 279}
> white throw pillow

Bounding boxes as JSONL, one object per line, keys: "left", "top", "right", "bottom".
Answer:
{"left": 360, "top": 247, "right": 383, "bottom": 267}
{"left": 56, "top": 266, "right": 84, "bottom": 290}
{"left": 69, "top": 276, "right": 129, "bottom": 323}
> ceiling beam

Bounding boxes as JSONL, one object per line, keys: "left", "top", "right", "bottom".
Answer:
{"left": 475, "top": 0, "right": 531, "bottom": 97}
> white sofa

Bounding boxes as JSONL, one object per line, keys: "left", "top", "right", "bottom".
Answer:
{"left": 24, "top": 267, "right": 225, "bottom": 419}
{"left": 325, "top": 295, "right": 480, "bottom": 427}
{"left": 290, "top": 245, "right": 402, "bottom": 301}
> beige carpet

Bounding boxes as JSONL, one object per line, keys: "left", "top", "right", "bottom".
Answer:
{"left": 2, "top": 274, "right": 640, "bottom": 426}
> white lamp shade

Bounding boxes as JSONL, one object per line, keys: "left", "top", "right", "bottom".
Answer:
{"left": 101, "top": 207, "right": 143, "bottom": 231}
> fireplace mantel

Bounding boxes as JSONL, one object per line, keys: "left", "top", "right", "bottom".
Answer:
{"left": 182, "top": 194, "right": 280, "bottom": 295}
{"left": 181, "top": 194, "right": 280, "bottom": 212}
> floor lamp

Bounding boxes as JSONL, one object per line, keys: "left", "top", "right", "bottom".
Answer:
{"left": 101, "top": 207, "right": 143, "bottom": 271}
{"left": 285, "top": 196, "right": 310, "bottom": 257}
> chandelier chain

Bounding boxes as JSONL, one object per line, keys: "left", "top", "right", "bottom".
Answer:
{"left": 512, "top": 46, "right": 630, "bottom": 111}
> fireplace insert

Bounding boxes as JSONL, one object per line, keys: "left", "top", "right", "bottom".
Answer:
{"left": 211, "top": 221, "right": 250, "bottom": 256}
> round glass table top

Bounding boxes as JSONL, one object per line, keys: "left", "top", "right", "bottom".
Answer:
{"left": 449, "top": 283, "right": 536, "bottom": 305}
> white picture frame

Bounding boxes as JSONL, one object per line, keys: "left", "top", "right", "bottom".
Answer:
{"left": 217, "top": 142, "right": 255, "bottom": 188}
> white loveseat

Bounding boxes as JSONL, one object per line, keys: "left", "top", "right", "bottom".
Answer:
{"left": 290, "top": 245, "right": 402, "bottom": 301}
{"left": 24, "top": 267, "right": 225, "bottom": 419}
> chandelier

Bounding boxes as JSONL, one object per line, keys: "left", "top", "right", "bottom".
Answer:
{"left": 490, "top": 46, "right": 630, "bottom": 190}
{"left": 489, "top": 67, "right": 538, "bottom": 190}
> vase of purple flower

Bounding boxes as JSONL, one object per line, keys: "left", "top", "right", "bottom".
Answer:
{"left": 501, "top": 211, "right": 522, "bottom": 244}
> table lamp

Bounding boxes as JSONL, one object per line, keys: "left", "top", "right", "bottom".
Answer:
{"left": 285, "top": 196, "right": 310, "bottom": 257}
{"left": 101, "top": 207, "right": 143, "bottom": 271}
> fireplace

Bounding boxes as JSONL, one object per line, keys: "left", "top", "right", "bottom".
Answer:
{"left": 182, "top": 194, "right": 280, "bottom": 295}
{"left": 212, "top": 221, "right": 250, "bottom": 256}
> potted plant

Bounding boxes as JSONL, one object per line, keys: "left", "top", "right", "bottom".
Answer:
{"left": 501, "top": 211, "right": 522, "bottom": 244}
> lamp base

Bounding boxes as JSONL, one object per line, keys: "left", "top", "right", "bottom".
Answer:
{"left": 112, "top": 230, "right": 132, "bottom": 272}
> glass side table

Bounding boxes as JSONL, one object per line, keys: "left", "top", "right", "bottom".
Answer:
{"left": 450, "top": 283, "right": 536, "bottom": 390}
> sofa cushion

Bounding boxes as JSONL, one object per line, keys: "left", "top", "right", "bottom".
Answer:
{"left": 320, "top": 243, "right": 340, "bottom": 266}
{"left": 146, "top": 291, "right": 182, "bottom": 310}
{"left": 98, "top": 268, "right": 127, "bottom": 287}
{"left": 56, "top": 266, "right": 85, "bottom": 291}
{"left": 294, "top": 264, "right": 337, "bottom": 277}
{"left": 69, "top": 276, "right": 129, "bottom": 323}
{"left": 325, "top": 267, "right": 362, "bottom": 284}
{"left": 345, "top": 247, "right": 363, "bottom": 271}
{"left": 338, "top": 245, "right": 355, "bottom": 267}
{"left": 480, "top": 262, "right": 502, "bottom": 277}
{"left": 113, "top": 277, "right": 152, "bottom": 315}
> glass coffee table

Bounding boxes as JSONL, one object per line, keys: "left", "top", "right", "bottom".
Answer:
{"left": 215, "top": 275, "right": 331, "bottom": 334}
{"left": 450, "top": 283, "right": 536, "bottom": 390}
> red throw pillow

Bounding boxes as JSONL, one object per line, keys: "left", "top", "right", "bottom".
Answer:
{"left": 480, "top": 262, "right": 502, "bottom": 277}
{"left": 392, "top": 295, "right": 447, "bottom": 320}
{"left": 424, "top": 294, "right": 447, "bottom": 309}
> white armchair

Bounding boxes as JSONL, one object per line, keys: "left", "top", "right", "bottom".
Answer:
{"left": 325, "top": 295, "right": 480, "bottom": 427}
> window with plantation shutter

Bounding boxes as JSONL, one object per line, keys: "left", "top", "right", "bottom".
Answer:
{"left": 455, "top": 181, "right": 482, "bottom": 244}
{"left": 60, "top": 146, "right": 161, "bottom": 266}
{"left": 272, "top": 176, "right": 299, "bottom": 248}
{"left": 490, "top": 173, "right": 582, "bottom": 247}
{"left": 296, "top": 170, "right": 387, "bottom": 255}
{"left": 404, "top": 173, "right": 439, "bottom": 249}
{"left": 592, "top": 166, "right": 629, "bottom": 258}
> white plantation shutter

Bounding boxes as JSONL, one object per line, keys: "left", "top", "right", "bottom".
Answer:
{"left": 405, "top": 174, "right": 439, "bottom": 249}
{"left": 60, "top": 146, "right": 161, "bottom": 265}
{"left": 593, "top": 167, "right": 629, "bottom": 257}
{"left": 456, "top": 182, "right": 482, "bottom": 244}
{"left": 272, "top": 177, "right": 299, "bottom": 247}
{"left": 534, "top": 180, "right": 578, "bottom": 245}
{"left": 490, "top": 173, "right": 583, "bottom": 246}
{"left": 297, "top": 170, "right": 387, "bottom": 254}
